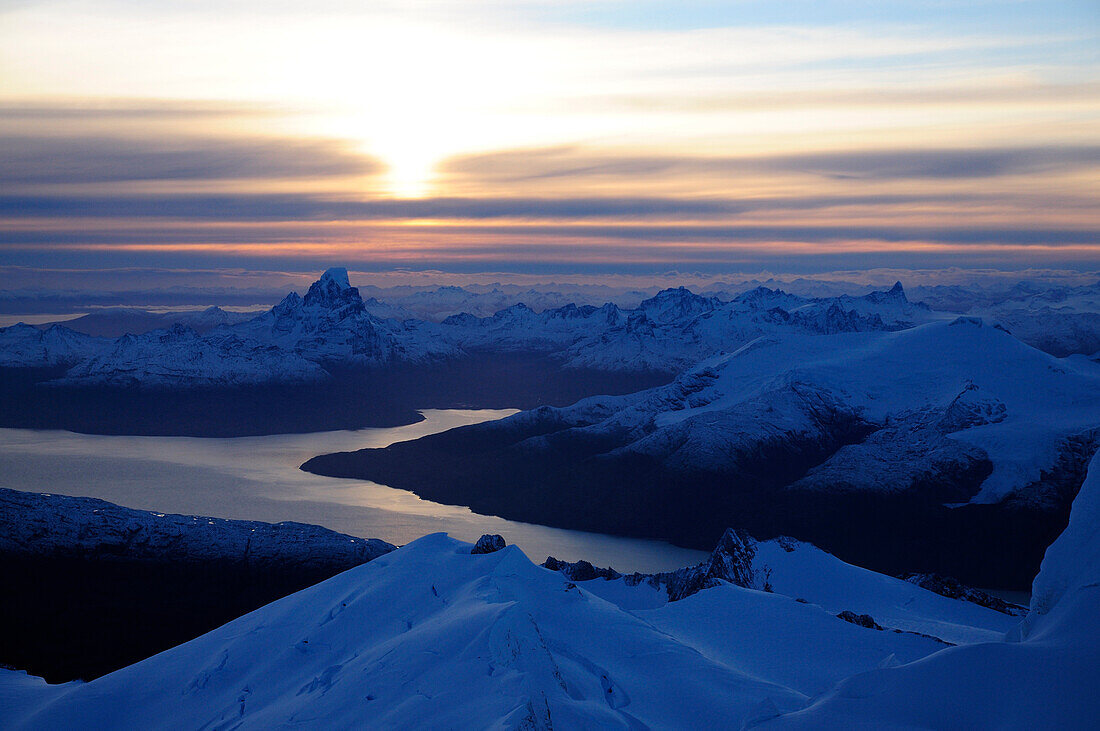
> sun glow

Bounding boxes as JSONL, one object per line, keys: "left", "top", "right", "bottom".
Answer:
{"left": 1, "top": 1, "right": 1097, "bottom": 268}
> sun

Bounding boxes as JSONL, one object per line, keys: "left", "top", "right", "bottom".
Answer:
{"left": 382, "top": 143, "right": 439, "bottom": 199}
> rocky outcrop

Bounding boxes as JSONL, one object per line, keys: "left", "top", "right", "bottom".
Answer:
{"left": 937, "top": 381, "right": 1007, "bottom": 432}
{"left": 471, "top": 534, "right": 506, "bottom": 554}
{"left": 836, "top": 611, "right": 884, "bottom": 630}
{"left": 789, "top": 386, "right": 1002, "bottom": 502}
{"left": 662, "top": 528, "right": 761, "bottom": 600}
{"left": 543, "top": 528, "right": 765, "bottom": 602}
{"left": 1006, "top": 430, "right": 1100, "bottom": 510}
{"left": 542, "top": 556, "right": 620, "bottom": 581}
{"left": 901, "top": 573, "right": 1026, "bottom": 616}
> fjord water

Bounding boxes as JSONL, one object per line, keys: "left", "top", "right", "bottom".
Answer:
{"left": 0, "top": 409, "right": 705, "bottom": 572}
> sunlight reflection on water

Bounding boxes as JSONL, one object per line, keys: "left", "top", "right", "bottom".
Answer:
{"left": 0, "top": 410, "right": 706, "bottom": 573}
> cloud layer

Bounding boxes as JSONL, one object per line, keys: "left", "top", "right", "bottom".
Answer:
{"left": 0, "top": 0, "right": 1097, "bottom": 273}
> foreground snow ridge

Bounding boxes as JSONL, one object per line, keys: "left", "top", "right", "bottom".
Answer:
{"left": 760, "top": 452, "right": 1100, "bottom": 730}
{"left": 2, "top": 521, "right": 1042, "bottom": 729}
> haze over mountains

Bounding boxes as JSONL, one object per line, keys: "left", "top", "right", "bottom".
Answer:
{"left": 7, "top": 267, "right": 1100, "bottom": 388}
{"left": 8, "top": 270, "right": 1100, "bottom": 384}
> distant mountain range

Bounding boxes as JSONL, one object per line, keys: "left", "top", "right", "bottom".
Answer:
{"left": 15, "top": 272, "right": 1100, "bottom": 359}
{"left": 1, "top": 267, "right": 944, "bottom": 387}
{"left": 30, "top": 306, "right": 260, "bottom": 338}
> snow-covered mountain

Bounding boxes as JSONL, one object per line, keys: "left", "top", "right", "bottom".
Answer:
{"left": 0, "top": 522, "right": 1029, "bottom": 729}
{"left": 351, "top": 316, "right": 1099, "bottom": 504}
{"left": 0, "top": 269, "right": 446, "bottom": 386}
{"left": 231, "top": 267, "right": 419, "bottom": 366}
{"left": 52, "top": 323, "right": 327, "bottom": 387}
{"left": 35, "top": 306, "right": 261, "bottom": 338}
{"left": 911, "top": 279, "right": 1100, "bottom": 357}
{"left": 0, "top": 268, "right": 947, "bottom": 387}
{"left": 561, "top": 282, "right": 937, "bottom": 372}
{"left": 758, "top": 451, "right": 1100, "bottom": 729}
{"left": 2, "top": 265, "right": 1095, "bottom": 396}
{"left": 304, "top": 316, "right": 1100, "bottom": 585}
{"left": 5, "top": 452, "right": 1097, "bottom": 728}
{"left": 0, "top": 487, "right": 394, "bottom": 568}
{"left": 355, "top": 283, "right": 652, "bottom": 321}
{"left": 543, "top": 529, "right": 1023, "bottom": 641}
{"left": 417, "top": 300, "right": 627, "bottom": 353}
{"left": 0, "top": 323, "right": 105, "bottom": 368}
{"left": 0, "top": 488, "right": 396, "bottom": 684}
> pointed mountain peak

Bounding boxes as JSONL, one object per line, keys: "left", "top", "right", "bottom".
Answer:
{"left": 319, "top": 267, "right": 351, "bottom": 290}
{"left": 649, "top": 286, "right": 694, "bottom": 300}
{"left": 734, "top": 286, "right": 787, "bottom": 305}
{"left": 493, "top": 302, "right": 534, "bottom": 318}
{"left": 862, "top": 280, "right": 908, "bottom": 305}
{"left": 708, "top": 528, "right": 758, "bottom": 587}
{"left": 303, "top": 267, "right": 364, "bottom": 311}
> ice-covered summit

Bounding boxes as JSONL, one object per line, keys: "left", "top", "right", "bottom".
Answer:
{"left": 637, "top": 286, "right": 723, "bottom": 324}
{"left": 319, "top": 266, "right": 350, "bottom": 289}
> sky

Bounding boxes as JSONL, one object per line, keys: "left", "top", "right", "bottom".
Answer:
{"left": 1, "top": 0, "right": 1099, "bottom": 284}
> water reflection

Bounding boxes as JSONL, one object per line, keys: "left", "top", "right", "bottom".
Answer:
{"left": 0, "top": 410, "right": 706, "bottom": 573}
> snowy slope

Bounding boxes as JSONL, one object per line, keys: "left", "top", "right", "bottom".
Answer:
{"left": 0, "top": 527, "right": 1026, "bottom": 731}
{"left": 465, "top": 317, "right": 1100, "bottom": 505}
{"left": 984, "top": 308, "right": 1100, "bottom": 358}
{"left": 52, "top": 323, "right": 327, "bottom": 387}
{"left": 547, "top": 533, "right": 1019, "bottom": 646}
{"left": 913, "top": 279, "right": 1100, "bottom": 357}
{"left": 0, "top": 323, "right": 106, "bottom": 367}
{"left": 759, "top": 452, "right": 1100, "bottom": 730}
{"left": 644, "top": 317, "right": 1100, "bottom": 503}
{"left": 748, "top": 539, "right": 1020, "bottom": 644}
